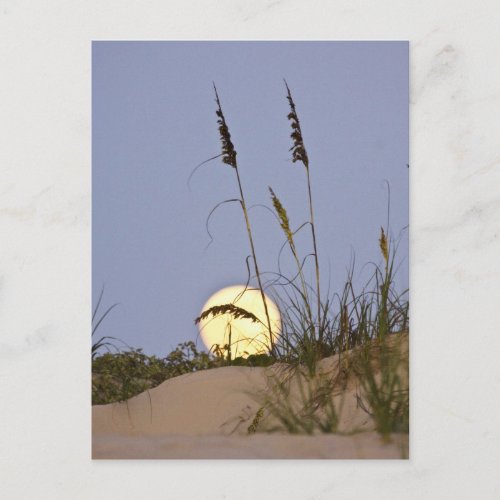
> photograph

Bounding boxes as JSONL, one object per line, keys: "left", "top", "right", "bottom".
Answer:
{"left": 91, "top": 41, "right": 409, "bottom": 459}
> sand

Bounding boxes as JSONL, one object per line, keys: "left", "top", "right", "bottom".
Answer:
{"left": 93, "top": 336, "right": 408, "bottom": 459}
{"left": 93, "top": 432, "right": 407, "bottom": 459}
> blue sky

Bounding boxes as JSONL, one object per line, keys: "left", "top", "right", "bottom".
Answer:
{"left": 92, "top": 41, "right": 408, "bottom": 356}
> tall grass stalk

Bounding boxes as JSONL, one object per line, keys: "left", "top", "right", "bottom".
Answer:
{"left": 269, "top": 187, "right": 314, "bottom": 338}
{"left": 212, "top": 85, "right": 274, "bottom": 351}
{"left": 285, "top": 81, "right": 322, "bottom": 342}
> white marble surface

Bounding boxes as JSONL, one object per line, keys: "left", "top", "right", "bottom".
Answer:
{"left": 1, "top": 1, "right": 499, "bottom": 498}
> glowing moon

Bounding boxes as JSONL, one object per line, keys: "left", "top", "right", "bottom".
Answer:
{"left": 198, "top": 285, "right": 281, "bottom": 359}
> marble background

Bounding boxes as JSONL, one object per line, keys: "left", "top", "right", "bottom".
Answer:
{"left": 1, "top": 1, "right": 499, "bottom": 498}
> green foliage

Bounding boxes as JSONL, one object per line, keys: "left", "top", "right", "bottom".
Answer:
{"left": 163, "top": 340, "right": 215, "bottom": 376}
{"left": 231, "top": 353, "right": 275, "bottom": 367}
{"left": 92, "top": 349, "right": 163, "bottom": 405}
{"left": 353, "top": 335, "right": 409, "bottom": 438}
{"left": 92, "top": 341, "right": 217, "bottom": 405}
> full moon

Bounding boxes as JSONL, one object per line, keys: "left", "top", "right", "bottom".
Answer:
{"left": 198, "top": 285, "right": 281, "bottom": 359}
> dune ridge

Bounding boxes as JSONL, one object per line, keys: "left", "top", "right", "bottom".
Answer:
{"left": 93, "top": 337, "right": 408, "bottom": 459}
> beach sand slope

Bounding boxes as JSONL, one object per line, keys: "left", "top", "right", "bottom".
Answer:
{"left": 93, "top": 336, "right": 408, "bottom": 459}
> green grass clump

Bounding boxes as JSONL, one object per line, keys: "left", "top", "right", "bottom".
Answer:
{"left": 257, "top": 368, "right": 342, "bottom": 435}
{"left": 353, "top": 334, "right": 409, "bottom": 438}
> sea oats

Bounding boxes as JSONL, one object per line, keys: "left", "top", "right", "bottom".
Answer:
{"left": 283, "top": 80, "right": 321, "bottom": 340}
{"left": 213, "top": 84, "right": 237, "bottom": 168}
{"left": 247, "top": 407, "right": 265, "bottom": 434}
{"left": 195, "top": 303, "right": 261, "bottom": 325}
{"left": 285, "top": 80, "right": 309, "bottom": 168}
{"left": 205, "top": 85, "right": 274, "bottom": 349}
{"left": 379, "top": 227, "right": 389, "bottom": 264}
{"left": 269, "top": 187, "right": 293, "bottom": 247}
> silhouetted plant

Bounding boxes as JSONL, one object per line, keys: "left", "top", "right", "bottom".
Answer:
{"left": 204, "top": 85, "right": 275, "bottom": 351}
{"left": 284, "top": 81, "right": 322, "bottom": 341}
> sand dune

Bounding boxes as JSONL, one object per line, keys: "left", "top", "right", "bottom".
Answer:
{"left": 93, "top": 336, "right": 408, "bottom": 459}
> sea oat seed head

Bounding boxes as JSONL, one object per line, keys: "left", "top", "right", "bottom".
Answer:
{"left": 284, "top": 80, "right": 309, "bottom": 168}
{"left": 213, "top": 85, "right": 237, "bottom": 168}
{"left": 269, "top": 187, "right": 293, "bottom": 245}
{"left": 195, "top": 303, "right": 260, "bottom": 325}
{"left": 379, "top": 227, "right": 389, "bottom": 264}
